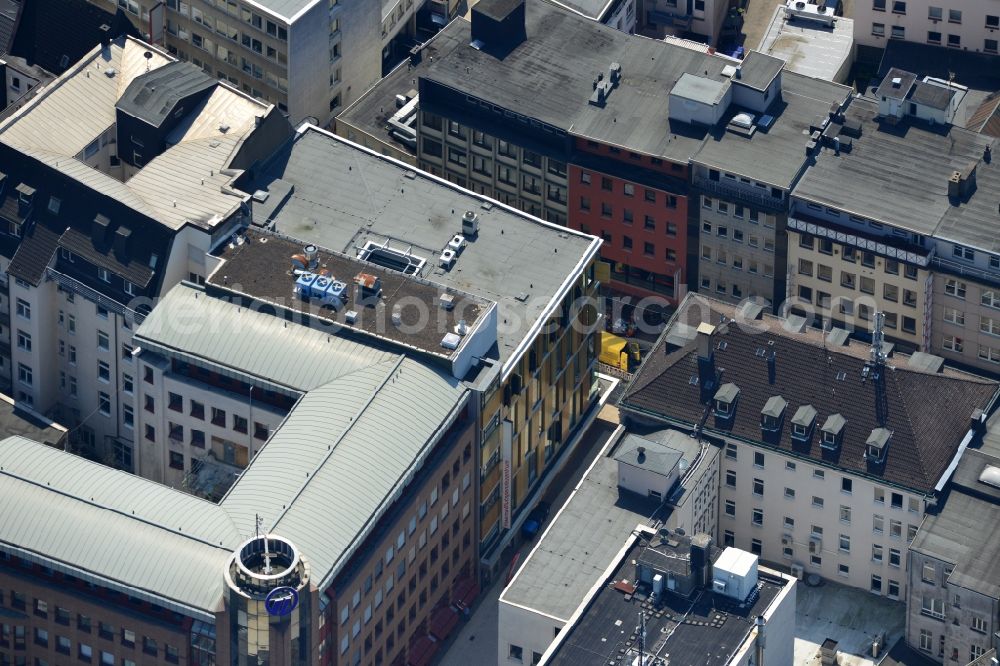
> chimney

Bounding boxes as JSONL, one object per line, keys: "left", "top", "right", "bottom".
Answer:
{"left": 99, "top": 23, "right": 112, "bottom": 51}
{"left": 767, "top": 351, "right": 776, "bottom": 384}
{"left": 637, "top": 446, "right": 646, "bottom": 464}
{"left": 114, "top": 225, "right": 132, "bottom": 258}
{"left": 689, "top": 533, "right": 713, "bottom": 589}
{"left": 93, "top": 214, "right": 111, "bottom": 244}
{"left": 696, "top": 323, "right": 717, "bottom": 403}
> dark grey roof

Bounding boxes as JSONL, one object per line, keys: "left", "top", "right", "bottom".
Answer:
{"left": 613, "top": 434, "right": 682, "bottom": 477}
{"left": 908, "top": 80, "right": 955, "bottom": 111}
{"left": 116, "top": 61, "right": 217, "bottom": 128}
{"left": 340, "top": 0, "right": 849, "bottom": 184}
{"left": 875, "top": 68, "right": 916, "bottom": 101}
{"left": 9, "top": 0, "right": 135, "bottom": 74}
{"left": 0, "top": 0, "right": 20, "bottom": 55}
{"left": 235, "top": 126, "right": 599, "bottom": 365}
{"left": 7, "top": 217, "right": 61, "bottom": 286}
{"left": 793, "top": 96, "right": 1000, "bottom": 251}
{"left": 621, "top": 294, "right": 1000, "bottom": 492}
{"left": 910, "top": 491, "right": 1000, "bottom": 599}
{"left": 735, "top": 51, "right": 784, "bottom": 92}
{"left": 547, "top": 537, "right": 787, "bottom": 666}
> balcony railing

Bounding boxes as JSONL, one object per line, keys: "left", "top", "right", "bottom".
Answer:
{"left": 931, "top": 255, "right": 1000, "bottom": 288}
{"left": 695, "top": 176, "right": 786, "bottom": 212}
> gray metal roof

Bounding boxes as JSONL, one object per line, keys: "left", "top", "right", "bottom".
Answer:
{"left": 135, "top": 283, "right": 398, "bottom": 391}
{"left": 116, "top": 61, "right": 216, "bottom": 128}
{"left": 0, "top": 436, "right": 235, "bottom": 614}
{"left": 876, "top": 68, "right": 917, "bottom": 100}
{"left": 612, "top": 434, "right": 682, "bottom": 477}
{"left": 762, "top": 395, "right": 787, "bottom": 418}
{"left": 0, "top": 282, "right": 469, "bottom": 612}
{"left": 910, "top": 491, "right": 1000, "bottom": 599}
{"left": 822, "top": 413, "right": 846, "bottom": 435}
{"left": 793, "top": 95, "right": 1000, "bottom": 250}
{"left": 245, "top": 126, "right": 599, "bottom": 366}
{"left": 245, "top": 359, "right": 467, "bottom": 588}
{"left": 714, "top": 382, "right": 740, "bottom": 403}
{"left": 244, "top": 0, "right": 318, "bottom": 21}
{"left": 791, "top": 404, "right": 817, "bottom": 427}
{"left": 909, "top": 81, "right": 955, "bottom": 111}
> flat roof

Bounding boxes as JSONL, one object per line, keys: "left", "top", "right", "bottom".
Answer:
{"left": 613, "top": 433, "right": 682, "bottom": 477}
{"left": 793, "top": 95, "right": 1000, "bottom": 251}
{"left": 0, "top": 36, "right": 272, "bottom": 232}
{"left": 135, "top": 282, "right": 400, "bottom": 391}
{"left": 340, "top": 1, "right": 849, "bottom": 183}
{"left": 672, "top": 73, "right": 728, "bottom": 105}
{"left": 207, "top": 231, "right": 491, "bottom": 364}
{"left": 910, "top": 490, "right": 1000, "bottom": 600}
{"left": 758, "top": 6, "right": 854, "bottom": 82}
{"left": 500, "top": 435, "right": 669, "bottom": 620}
{"left": 236, "top": 125, "right": 599, "bottom": 367}
{"left": 545, "top": 537, "right": 787, "bottom": 666}
{"left": 0, "top": 394, "right": 66, "bottom": 447}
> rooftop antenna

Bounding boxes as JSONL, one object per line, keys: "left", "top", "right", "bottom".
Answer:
{"left": 863, "top": 311, "right": 889, "bottom": 427}
{"left": 639, "top": 611, "right": 646, "bottom": 666}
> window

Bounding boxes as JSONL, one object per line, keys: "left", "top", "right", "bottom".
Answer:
{"left": 98, "top": 392, "right": 111, "bottom": 417}
{"left": 813, "top": 469, "right": 825, "bottom": 480}
{"left": 753, "top": 451, "right": 764, "bottom": 468}
{"left": 725, "top": 444, "right": 737, "bottom": 460}
{"left": 812, "top": 496, "right": 824, "bottom": 508}
{"left": 947, "top": 33, "right": 960, "bottom": 47}
{"left": 891, "top": 492, "right": 903, "bottom": 509}
{"left": 987, "top": 39, "right": 999, "bottom": 54}
{"left": 839, "top": 534, "right": 850, "bottom": 552}
{"left": 17, "top": 363, "right": 32, "bottom": 386}
{"left": 918, "top": 629, "right": 932, "bottom": 652}
{"left": 784, "top": 487, "right": 795, "bottom": 499}
{"left": 15, "top": 298, "right": 30, "bottom": 319}
{"left": 921, "top": 596, "right": 945, "bottom": 619}
{"left": 873, "top": 514, "right": 884, "bottom": 534}
{"left": 872, "top": 0, "right": 885, "bottom": 9}
{"left": 725, "top": 500, "right": 736, "bottom": 516}
{"left": 889, "top": 548, "right": 901, "bottom": 567}
{"left": 871, "top": 574, "right": 882, "bottom": 594}
{"left": 890, "top": 519, "right": 902, "bottom": 539}
{"left": 891, "top": 0, "right": 905, "bottom": 12}
{"left": 945, "top": 279, "right": 966, "bottom": 299}
{"left": 838, "top": 563, "right": 849, "bottom": 577}
{"left": 509, "top": 644, "right": 524, "bottom": 661}
{"left": 972, "top": 615, "right": 987, "bottom": 633}
{"left": 948, "top": 8, "right": 961, "bottom": 22}
{"left": 891, "top": 25, "right": 905, "bottom": 38}
{"left": 16, "top": 330, "right": 30, "bottom": 351}
{"left": 944, "top": 307, "right": 965, "bottom": 325}
{"left": 872, "top": 544, "right": 883, "bottom": 562}
{"left": 840, "top": 506, "right": 851, "bottom": 523}
{"left": 752, "top": 478, "right": 764, "bottom": 496}
{"left": 874, "top": 487, "right": 885, "bottom": 504}
{"left": 98, "top": 361, "right": 110, "bottom": 382}
{"left": 233, "top": 415, "right": 248, "bottom": 434}
{"left": 752, "top": 508, "right": 763, "bottom": 526}
{"left": 841, "top": 478, "right": 852, "bottom": 494}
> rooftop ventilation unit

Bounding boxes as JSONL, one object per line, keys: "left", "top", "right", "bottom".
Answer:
{"left": 462, "top": 211, "right": 479, "bottom": 236}
{"left": 448, "top": 234, "right": 465, "bottom": 253}
{"left": 304, "top": 245, "right": 318, "bottom": 269}
{"left": 440, "top": 293, "right": 455, "bottom": 310}
{"left": 344, "top": 310, "right": 359, "bottom": 325}
{"left": 441, "top": 332, "right": 462, "bottom": 350}
{"left": 439, "top": 248, "right": 456, "bottom": 268}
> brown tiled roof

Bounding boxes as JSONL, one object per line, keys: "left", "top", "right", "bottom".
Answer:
{"left": 621, "top": 297, "right": 1000, "bottom": 493}
{"left": 966, "top": 92, "right": 1000, "bottom": 138}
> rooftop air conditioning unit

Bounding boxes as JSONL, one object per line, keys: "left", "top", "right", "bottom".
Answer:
{"left": 790, "top": 563, "right": 805, "bottom": 580}
{"left": 461, "top": 211, "right": 479, "bottom": 236}
{"left": 439, "top": 249, "right": 456, "bottom": 268}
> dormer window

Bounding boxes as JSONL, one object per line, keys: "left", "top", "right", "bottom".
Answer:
{"left": 791, "top": 405, "right": 817, "bottom": 441}
{"left": 47, "top": 196, "right": 61, "bottom": 215}
{"left": 761, "top": 396, "right": 787, "bottom": 431}
{"left": 713, "top": 383, "right": 740, "bottom": 418}
{"left": 15, "top": 183, "right": 35, "bottom": 206}
{"left": 821, "top": 414, "right": 846, "bottom": 451}
{"left": 98, "top": 268, "right": 110, "bottom": 283}
{"left": 866, "top": 428, "right": 892, "bottom": 463}
{"left": 59, "top": 249, "right": 75, "bottom": 263}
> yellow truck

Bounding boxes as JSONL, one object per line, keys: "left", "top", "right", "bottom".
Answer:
{"left": 600, "top": 332, "right": 641, "bottom": 373}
